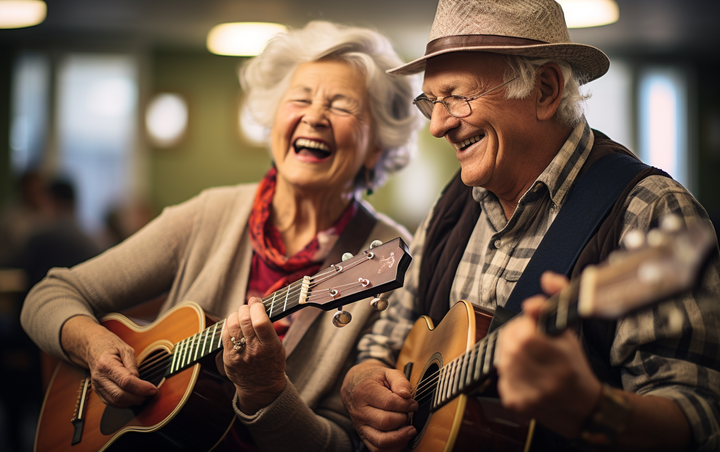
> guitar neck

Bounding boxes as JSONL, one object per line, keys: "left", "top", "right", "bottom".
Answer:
{"left": 163, "top": 237, "right": 412, "bottom": 378}
{"left": 164, "top": 276, "right": 313, "bottom": 377}
{"left": 431, "top": 283, "right": 582, "bottom": 412}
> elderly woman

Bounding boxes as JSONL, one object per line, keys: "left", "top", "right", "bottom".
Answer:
{"left": 21, "top": 21, "right": 421, "bottom": 452}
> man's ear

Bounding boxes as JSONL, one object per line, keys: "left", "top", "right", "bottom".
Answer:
{"left": 536, "top": 63, "right": 564, "bottom": 121}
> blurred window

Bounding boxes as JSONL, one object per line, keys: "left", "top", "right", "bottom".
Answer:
{"left": 56, "top": 54, "right": 138, "bottom": 234}
{"left": 10, "top": 53, "right": 50, "bottom": 172}
{"left": 638, "top": 66, "right": 692, "bottom": 192}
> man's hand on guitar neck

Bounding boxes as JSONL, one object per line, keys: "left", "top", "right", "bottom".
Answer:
{"left": 496, "top": 272, "right": 603, "bottom": 438}
{"left": 61, "top": 315, "right": 159, "bottom": 408}
{"left": 495, "top": 271, "right": 693, "bottom": 451}
{"left": 341, "top": 359, "right": 418, "bottom": 452}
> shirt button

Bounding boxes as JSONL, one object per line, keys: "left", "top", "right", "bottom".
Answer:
{"left": 494, "top": 239, "right": 502, "bottom": 249}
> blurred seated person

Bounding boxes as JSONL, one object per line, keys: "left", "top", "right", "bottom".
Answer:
{"left": 21, "top": 21, "right": 421, "bottom": 452}
{"left": 17, "top": 178, "right": 102, "bottom": 288}
{"left": 0, "top": 170, "right": 54, "bottom": 267}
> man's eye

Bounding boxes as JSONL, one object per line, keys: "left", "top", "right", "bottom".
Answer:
{"left": 291, "top": 99, "right": 311, "bottom": 104}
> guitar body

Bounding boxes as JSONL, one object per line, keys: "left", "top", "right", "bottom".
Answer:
{"left": 34, "top": 302, "right": 237, "bottom": 452}
{"left": 397, "top": 300, "right": 534, "bottom": 452}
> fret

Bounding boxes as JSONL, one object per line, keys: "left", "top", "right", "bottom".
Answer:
{"left": 268, "top": 291, "right": 277, "bottom": 318}
{"left": 466, "top": 344, "right": 478, "bottom": 388}
{"left": 217, "top": 321, "right": 224, "bottom": 350}
{"left": 283, "top": 285, "right": 290, "bottom": 312}
{"left": 445, "top": 360, "right": 456, "bottom": 401}
{"left": 170, "top": 341, "right": 181, "bottom": 373}
{"left": 202, "top": 327, "right": 211, "bottom": 355}
{"left": 433, "top": 371, "right": 442, "bottom": 408}
{"left": 483, "top": 333, "right": 496, "bottom": 375}
{"left": 451, "top": 358, "right": 461, "bottom": 396}
{"left": 192, "top": 332, "right": 200, "bottom": 361}
{"left": 474, "top": 339, "right": 486, "bottom": 382}
{"left": 181, "top": 337, "right": 191, "bottom": 368}
{"left": 458, "top": 351, "right": 469, "bottom": 391}
{"left": 437, "top": 367, "right": 447, "bottom": 405}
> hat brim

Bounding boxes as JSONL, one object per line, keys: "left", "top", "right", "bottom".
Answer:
{"left": 388, "top": 42, "right": 610, "bottom": 84}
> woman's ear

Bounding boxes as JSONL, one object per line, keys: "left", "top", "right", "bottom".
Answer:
{"left": 363, "top": 144, "right": 384, "bottom": 169}
{"left": 536, "top": 63, "right": 564, "bottom": 121}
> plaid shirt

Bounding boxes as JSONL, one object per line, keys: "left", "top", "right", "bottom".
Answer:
{"left": 358, "top": 119, "right": 720, "bottom": 451}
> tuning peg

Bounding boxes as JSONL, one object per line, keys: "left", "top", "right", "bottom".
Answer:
{"left": 332, "top": 308, "right": 352, "bottom": 327}
{"left": 660, "top": 214, "right": 683, "bottom": 233}
{"left": 369, "top": 240, "right": 383, "bottom": 249}
{"left": 341, "top": 252, "right": 354, "bottom": 262}
{"left": 623, "top": 229, "right": 645, "bottom": 250}
{"left": 370, "top": 296, "right": 389, "bottom": 311}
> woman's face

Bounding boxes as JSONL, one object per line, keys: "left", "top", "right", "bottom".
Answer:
{"left": 270, "top": 59, "right": 381, "bottom": 196}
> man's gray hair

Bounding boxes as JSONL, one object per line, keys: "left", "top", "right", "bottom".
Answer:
{"left": 502, "top": 55, "right": 589, "bottom": 127}
{"left": 240, "top": 21, "right": 423, "bottom": 192}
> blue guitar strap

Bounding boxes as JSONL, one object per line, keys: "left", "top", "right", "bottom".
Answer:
{"left": 496, "top": 153, "right": 652, "bottom": 322}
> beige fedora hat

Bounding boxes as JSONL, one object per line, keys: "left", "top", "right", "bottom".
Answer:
{"left": 389, "top": 0, "right": 610, "bottom": 84}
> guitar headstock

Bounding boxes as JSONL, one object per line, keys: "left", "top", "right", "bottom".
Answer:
{"left": 301, "top": 237, "right": 412, "bottom": 312}
{"left": 577, "top": 217, "right": 717, "bottom": 319}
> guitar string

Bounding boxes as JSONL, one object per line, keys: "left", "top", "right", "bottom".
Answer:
{"left": 138, "top": 278, "right": 369, "bottom": 381}
{"left": 409, "top": 286, "right": 578, "bottom": 406}
{"left": 137, "top": 254, "right": 377, "bottom": 381}
{"left": 410, "top": 338, "right": 490, "bottom": 405}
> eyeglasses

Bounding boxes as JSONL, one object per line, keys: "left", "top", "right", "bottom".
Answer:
{"left": 413, "top": 77, "right": 519, "bottom": 120}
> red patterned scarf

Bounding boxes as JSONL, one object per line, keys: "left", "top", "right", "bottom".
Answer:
{"left": 247, "top": 167, "right": 356, "bottom": 339}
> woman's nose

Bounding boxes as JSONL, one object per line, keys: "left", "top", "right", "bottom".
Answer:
{"left": 301, "top": 102, "right": 330, "bottom": 128}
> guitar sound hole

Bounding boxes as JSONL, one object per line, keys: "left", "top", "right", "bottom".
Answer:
{"left": 409, "top": 362, "right": 439, "bottom": 449}
{"left": 138, "top": 348, "right": 170, "bottom": 387}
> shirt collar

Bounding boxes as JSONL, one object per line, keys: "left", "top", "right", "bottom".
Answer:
{"left": 472, "top": 118, "right": 594, "bottom": 210}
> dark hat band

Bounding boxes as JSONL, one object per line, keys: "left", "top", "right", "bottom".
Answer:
{"left": 425, "top": 34, "right": 547, "bottom": 55}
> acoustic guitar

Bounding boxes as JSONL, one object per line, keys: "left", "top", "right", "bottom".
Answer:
{"left": 397, "top": 220, "right": 716, "bottom": 452}
{"left": 34, "top": 237, "right": 411, "bottom": 452}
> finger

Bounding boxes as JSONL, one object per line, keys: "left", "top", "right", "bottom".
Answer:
{"left": 249, "top": 301, "right": 276, "bottom": 343}
{"left": 237, "top": 304, "right": 257, "bottom": 341}
{"left": 520, "top": 295, "right": 546, "bottom": 318}
{"left": 111, "top": 356, "right": 158, "bottom": 397}
{"left": 385, "top": 369, "right": 414, "bottom": 400}
{"left": 359, "top": 405, "right": 414, "bottom": 431}
{"left": 360, "top": 425, "right": 416, "bottom": 452}
{"left": 540, "top": 271, "right": 569, "bottom": 295}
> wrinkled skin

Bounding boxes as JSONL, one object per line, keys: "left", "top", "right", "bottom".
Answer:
{"left": 221, "top": 297, "right": 287, "bottom": 414}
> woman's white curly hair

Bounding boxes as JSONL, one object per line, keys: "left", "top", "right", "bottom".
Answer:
{"left": 240, "top": 21, "right": 423, "bottom": 192}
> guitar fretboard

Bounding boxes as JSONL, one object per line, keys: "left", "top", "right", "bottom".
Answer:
{"left": 420, "top": 280, "right": 583, "bottom": 412}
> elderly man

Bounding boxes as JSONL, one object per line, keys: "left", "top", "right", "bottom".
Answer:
{"left": 341, "top": 1, "right": 720, "bottom": 451}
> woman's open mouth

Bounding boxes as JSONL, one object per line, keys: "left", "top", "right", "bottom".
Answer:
{"left": 294, "top": 138, "right": 332, "bottom": 160}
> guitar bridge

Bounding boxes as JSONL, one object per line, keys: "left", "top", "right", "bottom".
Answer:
{"left": 71, "top": 376, "right": 91, "bottom": 445}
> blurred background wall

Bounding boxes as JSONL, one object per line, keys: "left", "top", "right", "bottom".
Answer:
{"left": 1, "top": 0, "right": 720, "bottom": 237}
{"left": 0, "top": 1, "right": 719, "bottom": 451}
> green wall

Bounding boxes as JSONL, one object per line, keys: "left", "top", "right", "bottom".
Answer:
{"left": 148, "top": 50, "right": 272, "bottom": 212}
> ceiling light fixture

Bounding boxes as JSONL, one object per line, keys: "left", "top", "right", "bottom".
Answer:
{"left": 207, "top": 22, "right": 287, "bottom": 57}
{"left": 0, "top": 0, "right": 47, "bottom": 29}
{"left": 557, "top": 0, "right": 619, "bottom": 28}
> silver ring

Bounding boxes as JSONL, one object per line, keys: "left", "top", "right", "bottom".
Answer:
{"left": 230, "top": 336, "right": 246, "bottom": 351}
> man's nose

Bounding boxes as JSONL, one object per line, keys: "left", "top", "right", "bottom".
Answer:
{"left": 428, "top": 102, "right": 459, "bottom": 138}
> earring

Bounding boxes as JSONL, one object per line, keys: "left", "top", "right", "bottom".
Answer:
{"left": 365, "top": 167, "right": 375, "bottom": 196}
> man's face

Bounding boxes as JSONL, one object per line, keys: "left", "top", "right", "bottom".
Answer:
{"left": 422, "top": 52, "right": 540, "bottom": 196}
